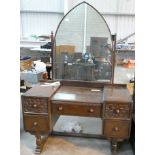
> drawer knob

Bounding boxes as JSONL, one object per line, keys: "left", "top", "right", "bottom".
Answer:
{"left": 33, "top": 104, "right": 37, "bottom": 108}
{"left": 58, "top": 106, "right": 63, "bottom": 111}
{"left": 113, "top": 127, "right": 119, "bottom": 132}
{"left": 33, "top": 122, "right": 38, "bottom": 126}
{"left": 115, "top": 109, "right": 120, "bottom": 114}
{"left": 89, "top": 108, "right": 94, "bottom": 113}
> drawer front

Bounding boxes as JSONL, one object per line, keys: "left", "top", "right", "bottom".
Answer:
{"left": 103, "top": 120, "right": 130, "bottom": 138}
{"left": 52, "top": 102, "right": 101, "bottom": 117}
{"left": 104, "top": 103, "right": 131, "bottom": 118}
{"left": 23, "top": 115, "right": 49, "bottom": 132}
{"left": 22, "top": 96, "right": 48, "bottom": 114}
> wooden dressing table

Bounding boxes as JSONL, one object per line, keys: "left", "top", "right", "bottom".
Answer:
{"left": 21, "top": 2, "right": 133, "bottom": 154}
{"left": 22, "top": 81, "right": 132, "bottom": 154}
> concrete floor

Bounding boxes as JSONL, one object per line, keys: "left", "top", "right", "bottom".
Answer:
{"left": 20, "top": 129, "right": 133, "bottom": 155}
{"left": 20, "top": 65, "right": 134, "bottom": 155}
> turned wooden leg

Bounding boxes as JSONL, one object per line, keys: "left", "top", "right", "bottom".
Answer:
{"left": 35, "top": 134, "right": 47, "bottom": 154}
{"left": 111, "top": 140, "right": 118, "bottom": 155}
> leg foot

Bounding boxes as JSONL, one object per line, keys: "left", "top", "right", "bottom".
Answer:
{"left": 111, "top": 140, "right": 118, "bottom": 155}
{"left": 35, "top": 134, "right": 47, "bottom": 154}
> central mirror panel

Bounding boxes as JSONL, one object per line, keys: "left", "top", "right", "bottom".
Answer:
{"left": 54, "top": 2, "right": 113, "bottom": 82}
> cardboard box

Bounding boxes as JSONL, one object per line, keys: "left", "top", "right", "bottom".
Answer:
{"left": 20, "top": 70, "right": 43, "bottom": 84}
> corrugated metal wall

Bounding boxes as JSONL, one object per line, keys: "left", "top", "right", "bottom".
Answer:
{"left": 67, "top": 0, "right": 135, "bottom": 42}
{"left": 104, "top": 15, "right": 135, "bottom": 41}
{"left": 20, "top": 0, "right": 64, "bottom": 38}
{"left": 20, "top": 12, "right": 63, "bottom": 38}
{"left": 67, "top": 0, "right": 135, "bottom": 14}
{"left": 20, "top": 0, "right": 64, "bottom": 12}
{"left": 20, "top": 0, "right": 134, "bottom": 42}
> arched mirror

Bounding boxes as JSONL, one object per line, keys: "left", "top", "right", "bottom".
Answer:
{"left": 53, "top": 2, "right": 113, "bottom": 82}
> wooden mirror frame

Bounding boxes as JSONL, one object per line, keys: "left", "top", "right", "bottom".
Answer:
{"left": 51, "top": 1, "right": 116, "bottom": 84}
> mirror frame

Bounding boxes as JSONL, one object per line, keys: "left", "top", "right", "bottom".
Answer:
{"left": 52, "top": 1, "right": 116, "bottom": 84}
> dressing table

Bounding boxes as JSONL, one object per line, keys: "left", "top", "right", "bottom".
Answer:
{"left": 21, "top": 2, "right": 133, "bottom": 155}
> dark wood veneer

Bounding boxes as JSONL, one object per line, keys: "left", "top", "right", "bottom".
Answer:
{"left": 22, "top": 83, "right": 133, "bottom": 154}
{"left": 103, "top": 119, "right": 130, "bottom": 139}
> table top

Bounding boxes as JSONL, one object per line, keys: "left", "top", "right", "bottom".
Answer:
{"left": 104, "top": 86, "right": 133, "bottom": 103}
{"left": 23, "top": 82, "right": 132, "bottom": 104}
{"left": 51, "top": 86, "right": 103, "bottom": 104}
{"left": 23, "top": 84, "right": 60, "bottom": 98}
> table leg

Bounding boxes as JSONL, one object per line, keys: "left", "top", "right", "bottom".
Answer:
{"left": 111, "top": 140, "right": 118, "bottom": 155}
{"left": 35, "top": 134, "right": 47, "bottom": 154}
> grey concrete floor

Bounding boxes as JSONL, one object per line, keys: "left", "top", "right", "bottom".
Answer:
{"left": 20, "top": 128, "right": 133, "bottom": 155}
{"left": 20, "top": 65, "right": 134, "bottom": 155}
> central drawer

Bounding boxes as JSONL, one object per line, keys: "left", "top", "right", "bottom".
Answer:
{"left": 52, "top": 101, "right": 102, "bottom": 117}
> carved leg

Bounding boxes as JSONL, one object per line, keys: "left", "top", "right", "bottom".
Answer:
{"left": 111, "top": 140, "right": 118, "bottom": 155}
{"left": 35, "top": 134, "right": 47, "bottom": 154}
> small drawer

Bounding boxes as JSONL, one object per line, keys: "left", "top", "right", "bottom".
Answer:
{"left": 52, "top": 102, "right": 101, "bottom": 117}
{"left": 104, "top": 103, "right": 131, "bottom": 118}
{"left": 103, "top": 120, "right": 130, "bottom": 138}
{"left": 22, "top": 96, "right": 48, "bottom": 114}
{"left": 23, "top": 115, "right": 50, "bottom": 132}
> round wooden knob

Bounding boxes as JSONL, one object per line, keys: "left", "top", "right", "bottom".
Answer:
{"left": 33, "top": 104, "right": 37, "bottom": 108}
{"left": 113, "top": 127, "right": 119, "bottom": 131}
{"left": 115, "top": 109, "right": 120, "bottom": 114}
{"left": 89, "top": 108, "right": 94, "bottom": 113}
{"left": 58, "top": 106, "right": 63, "bottom": 111}
{"left": 33, "top": 122, "right": 38, "bottom": 126}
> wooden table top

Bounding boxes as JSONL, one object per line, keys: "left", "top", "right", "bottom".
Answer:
{"left": 23, "top": 84, "right": 60, "bottom": 98}
{"left": 23, "top": 82, "right": 132, "bottom": 104}
{"left": 104, "top": 86, "right": 133, "bottom": 103}
{"left": 51, "top": 86, "right": 103, "bottom": 104}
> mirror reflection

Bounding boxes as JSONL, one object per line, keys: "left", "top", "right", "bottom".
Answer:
{"left": 54, "top": 2, "right": 113, "bottom": 82}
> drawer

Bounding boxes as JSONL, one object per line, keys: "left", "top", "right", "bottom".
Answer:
{"left": 104, "top": 103, "right": 131, "bottom": 119}
{"left": 103, "top": 120, "right": 130, "bottom": 138}
{"left": 22, "top": 96, "right": 48, "bottom": 114}
{"left": 23, "top": 115, "right": 50, "bottom": 132}
{"left": 52, "top": 102, "right": 101, "bottom": 117}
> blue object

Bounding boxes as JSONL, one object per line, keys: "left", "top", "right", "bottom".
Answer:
{"left": 83, "top": 52, "right": 91, "bottom": 60}
{"left": 20, "top": 56, "right": 31, "bottom": 61}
